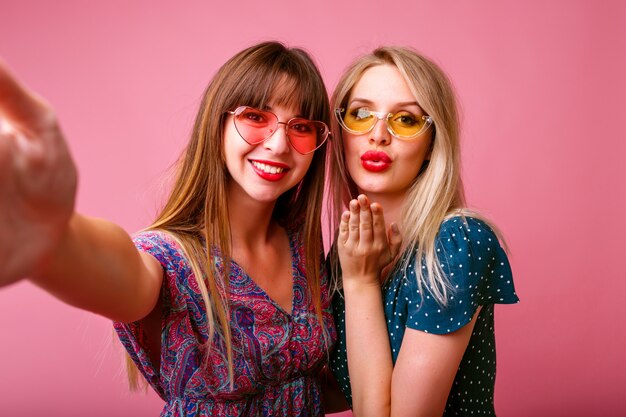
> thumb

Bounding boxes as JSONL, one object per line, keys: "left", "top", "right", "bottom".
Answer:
{"left": 0, "top": 58, "right": 50, "bottom": 135}
{"left": 388, "top": 223, "right": 402, "bottom": 259}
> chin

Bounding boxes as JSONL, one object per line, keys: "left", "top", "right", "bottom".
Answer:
{"left": 259, "top": 186, "right": 294, "bottom": 202}
{"left": 355, "top": 180, "right": 390, "bottom": 195}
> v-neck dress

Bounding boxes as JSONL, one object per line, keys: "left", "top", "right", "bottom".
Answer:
{"left": 114, "top": 229, "right": 336, "bottom": 417}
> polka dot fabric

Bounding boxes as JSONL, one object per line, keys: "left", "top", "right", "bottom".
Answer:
{"left": 330, "top": 216, "right": 519, "bottom": 416}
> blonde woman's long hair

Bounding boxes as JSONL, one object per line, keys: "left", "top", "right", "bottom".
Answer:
{"left": 126, "top": 41, "right": 330, "bottom": 389}
{"left": 328, "top": 46, "right": 494, "bottom": 306}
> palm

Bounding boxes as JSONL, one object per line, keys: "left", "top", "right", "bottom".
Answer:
{"left": 0, "top": 60, "right": 77, "bottom": 286}
{"left": 337, "top": 196, "right": 401, "bottom": 283}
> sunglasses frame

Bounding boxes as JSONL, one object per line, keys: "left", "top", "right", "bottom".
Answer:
{"left": 335, "top": 107, "right": 433, "bottom": 140}
{"left": 227, "top": 106, "right": 330, "bottom": 155}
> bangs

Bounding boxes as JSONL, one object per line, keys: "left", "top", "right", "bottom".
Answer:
{"left": 231, "top": 71, "right": 316, "bottom": 120}
{"left": 267, "top": 75, "right": 305, "bottom": 115}
{"left": 223, "top": 49, "right": 328, "bottom": 122}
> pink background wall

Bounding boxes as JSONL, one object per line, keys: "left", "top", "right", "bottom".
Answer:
{"left": 1, "top": 1, "right": 624, "bottom": 416}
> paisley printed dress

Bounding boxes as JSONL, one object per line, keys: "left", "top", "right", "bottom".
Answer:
{"left": 114, "top": 229, "right": 336, "bottom": 416}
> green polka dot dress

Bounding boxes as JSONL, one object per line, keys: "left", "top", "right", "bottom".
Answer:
{"left": 330, "top": 216, "right": 519, "bottom": 416}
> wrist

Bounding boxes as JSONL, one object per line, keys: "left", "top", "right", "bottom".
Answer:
{"left": 342, "top": 276, "right": 381, "bottom": 293}
{"left": 32, "top": 212, "right": 76, "bottom": 279}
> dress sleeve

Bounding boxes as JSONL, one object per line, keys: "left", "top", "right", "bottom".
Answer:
{"left": 113, "top": 230, "right": 189, "bottom": 398}
{"left": 405, "top": 216, "right": 519, "bottom": 335}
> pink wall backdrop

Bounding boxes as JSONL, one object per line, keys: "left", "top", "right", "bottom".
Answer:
{"left": 1, "top": 1, "right": 624, "bottom": 416}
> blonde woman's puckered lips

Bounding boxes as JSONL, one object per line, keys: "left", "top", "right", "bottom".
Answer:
{"left": 360, "top": 150, "right": 392, "bottom": 172}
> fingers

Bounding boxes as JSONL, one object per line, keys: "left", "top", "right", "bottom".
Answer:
{"left": 338, "top": 195, "right": 395, "bottom": 282}
{"left": 341, "top": 195, "right": 378, "bottom": 248}
{"left": 0, "top": 58, "right": 51, "bottom": 135}
{"left": 340, "top": 194, "right": 397, "bottom": 253}
{"left": 347, "top": 198, "right": 361, "bottom": 245}
{"left": 0, "top": 125, "right": 17, "bottom": 176}
{"left": 339, "top": 210, "right": 350, "bottom": 245}
{"left": 0, "top": 121, "right": 18, "bottom": 153}
{"left": 371, "top": 202, "right": 387, "bottom": 245}
{"left": 357, "top": 195, "right": 373, "bottom": 245}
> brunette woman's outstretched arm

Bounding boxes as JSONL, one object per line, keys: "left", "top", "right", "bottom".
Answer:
{"left": 0, "top": 59, "right": 162, "bottom": 323}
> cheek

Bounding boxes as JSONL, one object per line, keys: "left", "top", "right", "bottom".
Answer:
{"left": 224, "top": 121, "right": 255, "bottom": 154}
{"left": 222, "top": 136, "right": 238, "bottom": 168}
{"left": 342, "top": 141, "right": 357, "bottom": 169}
{"left": 222, "top": 131, "right": 253, "bottom": 175}
{"left": 404, "top": 139, "right": 431, "bottom": 163}
{"left": 222, "top": 124, "right": 236, "bottom": 153}
{"left": 293, "top": 154, "right": 315, "bottom": 178}
{"left": 342, "top": 134, "right": 360, "bottom": 160}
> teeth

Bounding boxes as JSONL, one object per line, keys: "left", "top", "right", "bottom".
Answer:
{"left": 251, "top": 161, "right": 284, "bottom": 174}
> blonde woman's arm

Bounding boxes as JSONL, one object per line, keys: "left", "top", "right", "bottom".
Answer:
{"left": 389, "top": 216, "right": 516, "bottom": 416}
{"left": 338, "top": 195, "right": 401, "bottom": 417}
{"left": 0, "top": 59, "right": 162, "bottom": 322}
{"left": 390, "top": 311, "right": 480, "bottom": 417}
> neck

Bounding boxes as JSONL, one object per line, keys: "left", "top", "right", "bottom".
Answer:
{"left": 227, "top": 194, "right": 277, "bottom": 253}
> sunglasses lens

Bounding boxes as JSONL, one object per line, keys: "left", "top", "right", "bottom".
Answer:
{"left": 341, "top": 108, "right": 377, "bottom": 133}
{"left": 233, "top": 107, "right": 277, "bottom": 144}
{"left": 388, "top": 111, "right": 428, "bottom": 138}
{"left": 337, "top": 107, "right": 431, "bottom": 139}
{"left": 287, "top": 119, "right": 327, "bottom": 154}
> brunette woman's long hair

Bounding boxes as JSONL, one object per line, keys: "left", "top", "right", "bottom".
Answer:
{"left": 126, "top": 41, "right": 330, "bottom": 389}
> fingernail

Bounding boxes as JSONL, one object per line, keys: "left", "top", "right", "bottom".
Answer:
{"left": 391, "top": 223, "right": 399, "bottom": 234}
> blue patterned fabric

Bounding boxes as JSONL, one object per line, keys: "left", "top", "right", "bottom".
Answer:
{"left": 330, "top": 216, "right": 519, "bottom": 416}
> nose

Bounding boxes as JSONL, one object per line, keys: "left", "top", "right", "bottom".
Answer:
{"left": 263, "top": 121, "right": 291, "bottom": 154}
{"left": 368, "top": 116, "right": 391, "bottom": 146}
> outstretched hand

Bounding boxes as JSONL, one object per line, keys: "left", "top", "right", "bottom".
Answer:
{"left": 337, "top": 194, "right": 402, "bottom": 287}
{"left": 0, "top": 59, "right": 77, "bottom": 286}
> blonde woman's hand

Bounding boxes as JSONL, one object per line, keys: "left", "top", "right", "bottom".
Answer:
{"left": 0, "top": 59, "right": 77, "bottom": 286}
{"left": 337, "top": 194, "right": 402, "bottom": 288}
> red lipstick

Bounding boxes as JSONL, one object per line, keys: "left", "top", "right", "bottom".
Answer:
{"left": 360, "top": 151, "right": 392, "bottom": 172}
{"left": 249, "top": 159, "right": 290, "bottom": 181}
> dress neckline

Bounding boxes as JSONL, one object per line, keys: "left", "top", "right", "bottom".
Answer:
{"left": 227, "top": 228, "right": 298, "bottom": 317}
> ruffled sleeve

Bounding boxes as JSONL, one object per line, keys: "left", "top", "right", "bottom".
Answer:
{"left": 404, "top": 216, "right": 519, "bottom": 335}
{"left": 113, "top": 230, "right": 190, "bottom": 399}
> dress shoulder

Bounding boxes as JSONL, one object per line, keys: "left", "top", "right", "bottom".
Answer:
{"left": 113, "top": 230, "right": 195, "bottom": 399}
{"left": 133, "top": 230, "right": 191, "bottom": 288}
{"left": 403, "top": 216, "right": 519, "bottom": 334}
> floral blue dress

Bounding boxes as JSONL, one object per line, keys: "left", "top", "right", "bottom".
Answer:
{"left": 114, "top": 229, "right": 336, "bottom": 416}
{"left": 330, "top": 216, "right": 519, "bottom": 416}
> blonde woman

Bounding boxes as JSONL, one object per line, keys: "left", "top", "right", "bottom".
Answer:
{"left": 326, "top": 47, "right": 519, "bottom": 416}
{"left": 0, "top": 42, "right": 335, "bottom": 416}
